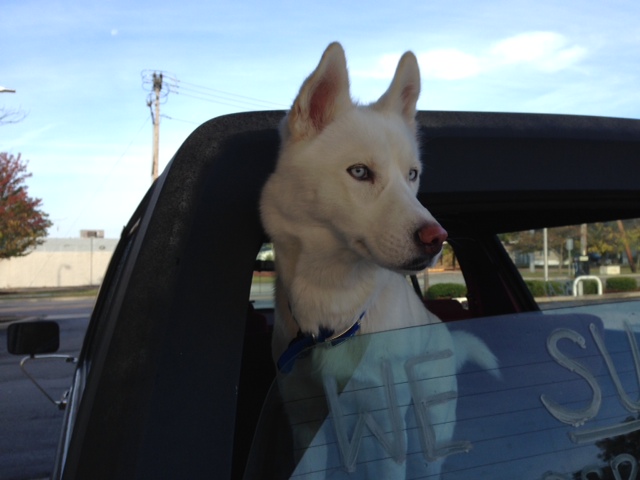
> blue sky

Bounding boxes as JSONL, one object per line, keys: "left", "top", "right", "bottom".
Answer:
{"left": 2, "top": 0, "right": 639, "bottom": 238}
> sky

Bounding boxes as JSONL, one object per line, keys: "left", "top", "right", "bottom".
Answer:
{"left": 1, "top": 0, "right": 640, "bottom": 239}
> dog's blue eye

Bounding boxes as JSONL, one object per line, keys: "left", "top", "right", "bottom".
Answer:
{"left": 347, "top": 165, "right": 371, "bottom": 181}
{"left": 408, "top": 169, "right": 419, "bottom": 181}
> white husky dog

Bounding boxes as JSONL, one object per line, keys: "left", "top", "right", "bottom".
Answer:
{"left": 260, "top": 42, "right": 498, "bottom": 478}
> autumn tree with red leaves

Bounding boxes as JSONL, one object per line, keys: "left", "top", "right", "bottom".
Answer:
{"left": 0, "top": 152, "right": 52, "bottom": 259}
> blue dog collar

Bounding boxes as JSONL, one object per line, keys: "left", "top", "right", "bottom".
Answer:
{"left": 277, "top": 310, "right": 365, "bottom": 373}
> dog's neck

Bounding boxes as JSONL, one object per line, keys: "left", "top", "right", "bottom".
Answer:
{"left": 273, "top": 232, "right": 387, "bottom": 338}
{"left": 269, "top": 230, "right": 433, "bottom": 364}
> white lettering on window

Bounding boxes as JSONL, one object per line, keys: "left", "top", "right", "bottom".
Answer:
{"left": 542, "top": 322, "right": 640, "bottom": 445}
{"left": 405, "top": 352, "right": 472, "bottom": 461}
{"left": 322, "top": 350, "right": 470, "bottom": 472}
{"left": 323, "top": 360, "right": 406, "bottom": 473}
{"left": 590, "top": 323, "right": 640, "bottom": 413}
{"left": 540, "top": 328, "right": 602, "bottom": 427}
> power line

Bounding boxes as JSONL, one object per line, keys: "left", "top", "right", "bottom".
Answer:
{"left": 174, "top": 87, "right": 274, "bottom": 110}
{"left": 160, "top": 114, "right": 199, "bottom": 125}
{"left": 141, "top": 70, "right": 289, "bottom": 181}
{"left": 172, "top": 91, "right": 276, "bottom": 111}
{"left": 142, "top": 69, "right": 288, "bottom": 111}
{"left": 172, "top": 80, "right": 288, "bottom": 109}
{"left": 141, "top": 70, "right": 177, "bottom": 105}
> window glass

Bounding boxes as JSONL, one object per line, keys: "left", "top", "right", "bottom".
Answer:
{"left": 245, "top": 301, "right": 640, "bottom": 479}
{"left": 252, "top": 243, "right": 276, "bottom": 309}
{"left": 251, "top": 242, "right": 470, "bottom": 314}
{"left": 500, "top": 219, "right": 640, "bottom": 310}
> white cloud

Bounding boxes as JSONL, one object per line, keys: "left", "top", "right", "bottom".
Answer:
{"left": 351, "top": 54, "right": 402, "bottom": 80}
{"left": 489, "top": 31, "right": 587, "bottom": 72}
{"left": 357, "top": 31, "right": 588, "bottom": 82}
{"left": 351, "top": 49, "right": 481, "bottom": 82}
{"left": 418, "top": 49, "right": 483, "bottom": 80}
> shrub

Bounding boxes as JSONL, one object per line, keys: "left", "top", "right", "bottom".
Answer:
{"left": 606, "top": 277, "right": 638, "bottom": 292}
{"left": 525, "top": 280, "right": 544, "bottom": 297}
{"left": 525, "top": 280, "right": 567, "bottom": 297}
{"left": 581, "top": 279, "right": 599, "bottom": 295}
{"left": 426, "top": 283, "right": 467, "bottom": 300}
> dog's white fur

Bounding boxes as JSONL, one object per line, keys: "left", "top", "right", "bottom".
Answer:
{"left": 260, "top": 42, "right": 498, "bottom": 477}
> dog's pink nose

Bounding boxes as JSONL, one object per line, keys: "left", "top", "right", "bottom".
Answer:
{"left": 416, "top": 223, "right": 448, "bottom": 253}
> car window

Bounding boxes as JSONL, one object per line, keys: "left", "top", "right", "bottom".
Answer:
{"left": 245, "top": 300, "right": 640, "bottom": 479}
{"left": 251, "top": 242, "right": 470, "bottom": 315}
{"left": 252, "top": 243, "right": 276, "bottom": 309}
{"left": 500, "top": 219, "right": 640, "bottom": 310}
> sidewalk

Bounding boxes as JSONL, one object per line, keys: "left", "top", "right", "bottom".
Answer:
{"left": 0, "top": 286, "right": 99, "bottom": 301}
{"left": 0, "top": 291, "right": 97, "bottom": 324}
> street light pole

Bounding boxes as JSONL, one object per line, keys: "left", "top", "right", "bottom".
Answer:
{"left": 0, "top": 86, "right": 16, "bottom": 93}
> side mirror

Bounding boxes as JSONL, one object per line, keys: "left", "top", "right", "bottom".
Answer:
{"left": 7, "top": 321, "right": 60, "bottom": 355}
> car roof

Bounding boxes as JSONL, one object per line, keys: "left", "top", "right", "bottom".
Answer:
{"left": 416, "top": 111, "right": 640, "bottom": 232}
{"left": 62, "top": 110, "right": 640, "bottom": 479}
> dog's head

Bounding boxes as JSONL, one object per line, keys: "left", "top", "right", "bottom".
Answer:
{"left": 261, "top": 42, "right": 447, "bottom": 274}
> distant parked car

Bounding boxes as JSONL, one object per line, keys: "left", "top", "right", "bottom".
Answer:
{"left": 9, "top": 111, "right": 640, "bottom": 479}
{"left": 256, "top": 243, "right": 274, "bottom": 261}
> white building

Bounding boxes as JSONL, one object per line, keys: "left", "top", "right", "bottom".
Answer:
{"left": 0, "top": 237, "right": 118, "bottom": 289}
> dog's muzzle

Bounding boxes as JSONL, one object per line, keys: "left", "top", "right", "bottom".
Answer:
{"left": 415, "top": 223, "right": 448, "bottom": 256}
{"left": 400, "top": 223, "right": 448, "bottom": 271}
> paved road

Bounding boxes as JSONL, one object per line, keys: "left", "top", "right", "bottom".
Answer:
{"left": 0, "top": 297, "right": 93, "bottom": 480}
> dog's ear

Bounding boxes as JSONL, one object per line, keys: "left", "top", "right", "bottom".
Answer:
{"left": 373, "top": 51, "right": 421, "bottom": 132}
{"left": 286, "top": 42, "right": 352, "bottom": 141}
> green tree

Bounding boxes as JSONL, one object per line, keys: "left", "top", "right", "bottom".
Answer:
{"left": 500, "top": 226, "right": 580, "bottom": 268}
{"left": 0, "top": 152, "right": 52, "bottom": 259}
{"left": 502, "top": 221, "right": 640, "bottom": 269}
{"left": 588, "top": 222, "right": 618, "bottom": 257}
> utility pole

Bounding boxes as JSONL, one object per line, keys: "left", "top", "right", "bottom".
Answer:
{"left": 580, "top": 223, "right": 587, "bottom": 256}
{"left": 148, "top": 72, "right": 163, "bottom": 182}
{"left": 617, "top": 220, "right": 637, "bottom": 273}
{"left": 143, "top": 70, "right": 175, "bottom": 182}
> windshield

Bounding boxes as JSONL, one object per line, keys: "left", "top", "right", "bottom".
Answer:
{"left": 246, "top": 300, "right": 640, "bottom": 479}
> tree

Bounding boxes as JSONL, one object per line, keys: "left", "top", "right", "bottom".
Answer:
{"left": 0, "top": 152, "right": 52, "bottom": 259}
{"left": 500, "top": 226, "right": 580, "bottom": 268}
{"left": 507, "top": 226, "right": 580, "bottom": 254}
{"left": 0, "top": 106, "right": 27, "bottom": 126}
{"left": 502, "top": 220, "right": 640, "bottom": 270}
{"left": 570, "top": 415, "right": 640, "bottom": 479}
